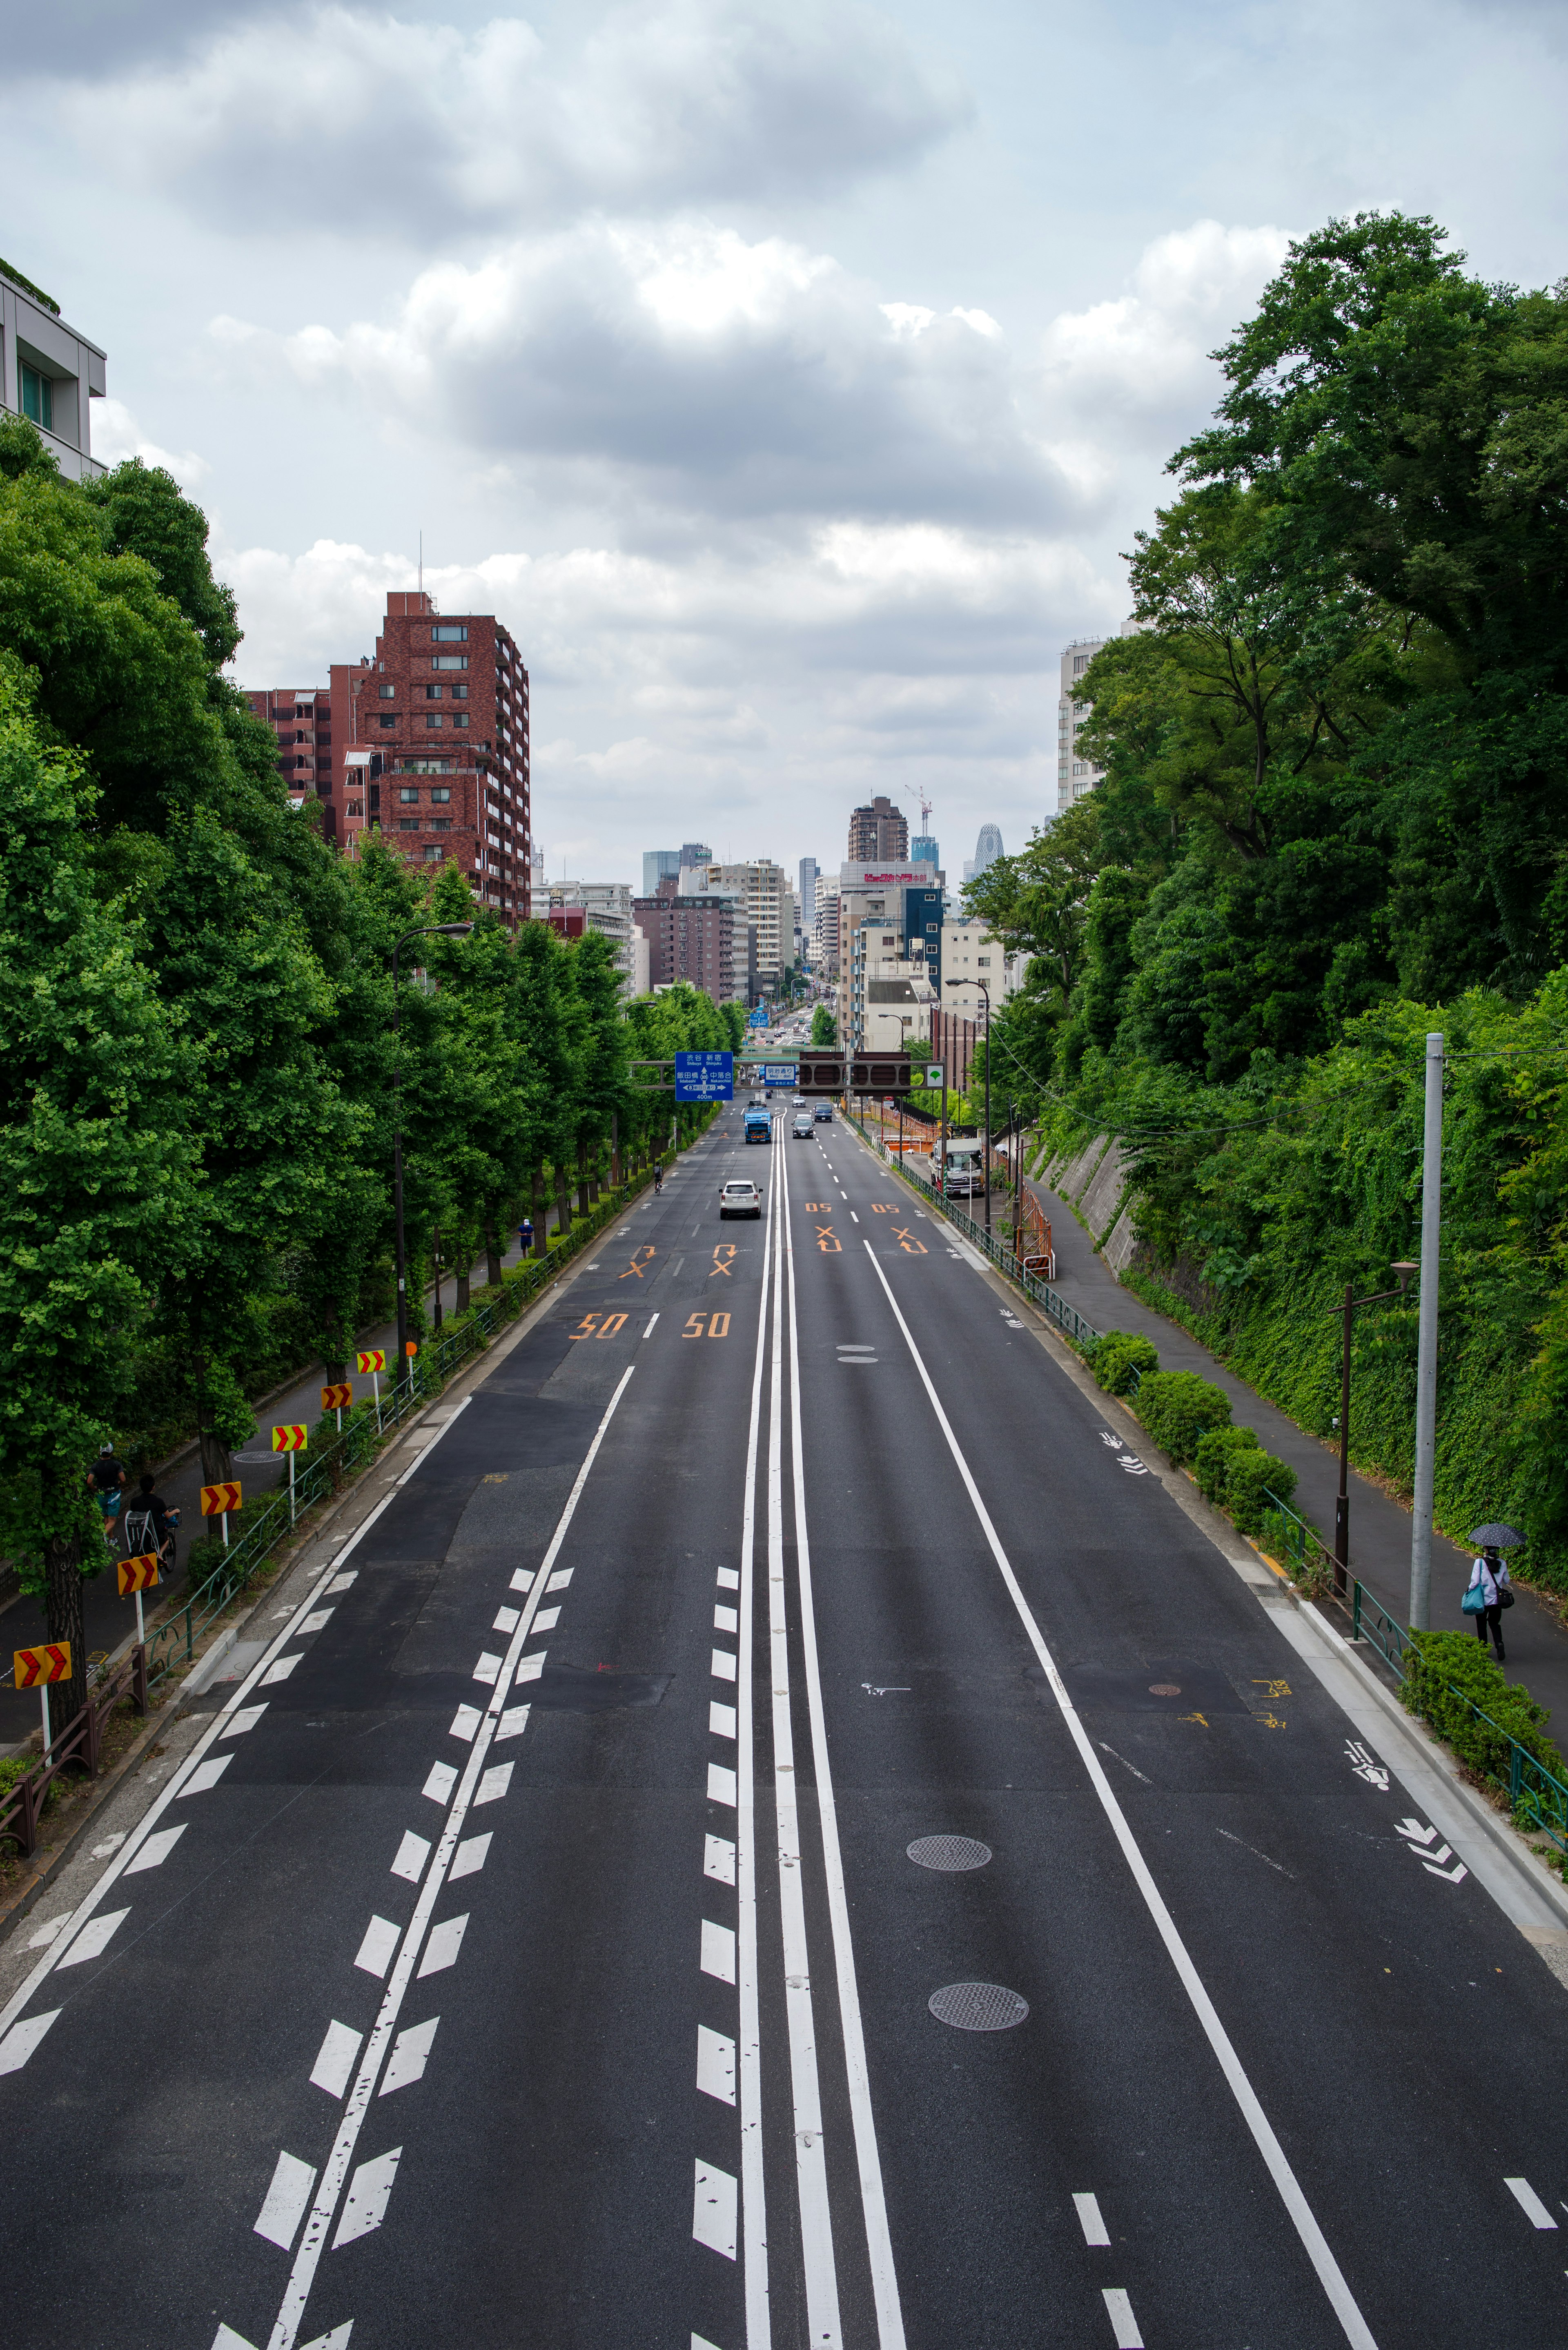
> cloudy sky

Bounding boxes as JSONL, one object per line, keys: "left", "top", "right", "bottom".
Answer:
{"left": 8, "top": 0, "right": 1565, "bottom": 886}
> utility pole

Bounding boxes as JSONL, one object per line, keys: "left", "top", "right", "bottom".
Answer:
{"left": 1410, "top": 1031, "right": 1445, "bottom": 1630}
{"left": 976, "top": 978, "right": 992, "bottom": 1239}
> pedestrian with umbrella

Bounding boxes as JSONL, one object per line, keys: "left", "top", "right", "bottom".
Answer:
{"left": 1462, "top": 1523, "right": 1521, "bottom": 1664}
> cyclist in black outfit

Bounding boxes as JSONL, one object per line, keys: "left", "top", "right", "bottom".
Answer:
{"left": 124, "top": 1474, "right": 177, "bottom": 1573}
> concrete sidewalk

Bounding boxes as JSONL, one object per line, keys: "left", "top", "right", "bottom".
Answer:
{"left": 1017, "top": 1156, "right": 1568, "bottom": 1738}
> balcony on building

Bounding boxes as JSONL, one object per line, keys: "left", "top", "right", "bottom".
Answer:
{"left": 1, "top": 260, "right": 107, "bottom": 481}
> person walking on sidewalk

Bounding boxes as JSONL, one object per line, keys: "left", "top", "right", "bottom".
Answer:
{"left": 1463, "top": 1545, "right": 1512, "bottom": 1662}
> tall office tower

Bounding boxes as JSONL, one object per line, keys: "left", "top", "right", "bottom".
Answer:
{"left": 815, "top": 872, "right": 841, "bottom": 979}
{"left": 911, "top": 833, "right": 940, "bottom": 873}
{"left": 962, "top": 823, "right": 1004, "bottom": 883}
{"left": 680, "top": 841, "right": 714, "bottom": 868}
{"left": 1058, "top": 620, "right": 1142, "bottom": 813}
{"left": 847, "top": 795, "right": 909, "bottom": 862}
{"left": 643, "top": 849, "right": 682, "bottom": 897}
{"left": 799, "top": 856, "right": 820, "bottom": 916}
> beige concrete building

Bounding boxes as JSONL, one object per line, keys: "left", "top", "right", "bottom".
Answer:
{"left": 1058, "top": 618, "right": 1142, "bottom": 814}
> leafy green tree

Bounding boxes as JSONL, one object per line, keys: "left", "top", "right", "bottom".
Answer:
{"left": 810, "top": 1003, "right": 837, "bottom": 1046}
{"left": 0, "top": 666, "right": 196, "bottom": 1729}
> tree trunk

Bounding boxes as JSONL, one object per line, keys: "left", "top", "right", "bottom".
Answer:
{"left": 557, "top": 1166, "right": 572, "bottom": 1240}
{"left": 484, "top": 1218, "right": 503, "bottom": 1288}
{"left": 576, "top": 1137, "right": 590, "bottom": 1216}
{"left": 532, "top": 1169, "right": 549, "bottom": 1261}
{"left": 432, "top": 1233, "right": 444, "bottom": 1331}
{"left": 197, "top": 1420, "right": 234, "bottom": 1486}
{"left": 43, "top": 1529, "right": 88, "bottom": 1747}
{"left": 611, "top": 1110, "right": 621, "bottom": 1188}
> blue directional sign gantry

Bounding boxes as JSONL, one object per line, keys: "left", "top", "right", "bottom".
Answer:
{"left": 760, "top": 1063, "right": 797, "bottom": 1087}
{"left": 674, "top": 1050, "right": 735, "bottom": 1101}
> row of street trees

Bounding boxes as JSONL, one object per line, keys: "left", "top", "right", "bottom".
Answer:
{"left": 0, "top": 415, "right": 735, "bottom": 1727}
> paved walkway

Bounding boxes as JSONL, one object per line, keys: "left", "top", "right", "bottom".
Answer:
{"left": 886, "top": 1119, "right": 1568, "bottom": 1740}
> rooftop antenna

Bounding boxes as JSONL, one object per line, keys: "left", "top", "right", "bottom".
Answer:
{"left": 418, "top": 530, "right": 423, "bottom": 597}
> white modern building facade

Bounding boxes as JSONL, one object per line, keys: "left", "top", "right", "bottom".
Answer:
{"left": 1, "top": 261, "right": 107, "bottom": 480}
{"left": 1058, "top": 619, "right": 1142, "bottom": 813}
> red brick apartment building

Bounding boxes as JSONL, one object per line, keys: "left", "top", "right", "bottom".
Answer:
{"left": 245, "top": 591, "right": 531, "bottom": 920}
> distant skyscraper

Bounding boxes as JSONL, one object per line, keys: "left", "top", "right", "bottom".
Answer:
{"left": 680, "top": 841, "right": 713, "bottom": 868}
{"left": 911, "top": 834, "right": 940, "bottom": 872}
{"left": 963, "top": 823, "right": 1004, "bottom": 884}
{"left": 847, "top": 796, "right": 909, "bottom": 862}
{"left": 1058, "top": 620, "right": 1143, "bottom": 812}
{"left": 799, "top": 856, "right": 819, "bottom": 916}
{"left": 643, "top": 848, "right": 681, "bottom": 897}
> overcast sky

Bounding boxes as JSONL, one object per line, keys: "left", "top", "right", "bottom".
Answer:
{"left": 8, "top": 0, "right": 1565, "bottom": 886}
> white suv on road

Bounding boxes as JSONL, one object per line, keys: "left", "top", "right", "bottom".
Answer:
{"left": 720, "top": 1179, "right": 763, "bottom": 1220}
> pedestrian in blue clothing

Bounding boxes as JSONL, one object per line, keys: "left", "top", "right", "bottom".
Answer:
{"left": 1463, "top": 1546, "right": 1512, "bottom": 1663}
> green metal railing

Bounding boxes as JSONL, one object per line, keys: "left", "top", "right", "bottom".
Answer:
{"left": 141, "top": 1166, "right": 660, "bottom": 1692}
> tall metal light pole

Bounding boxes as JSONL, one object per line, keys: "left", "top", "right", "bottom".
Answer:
{"left": 975, "top": 978, "right": 991, "bottom": 1239}
{"left": 1410, "top": 1031, "right": 1446, "bottom": 1629}
{"left": 392, "top": 921, "right": 472, "bottom": 1375}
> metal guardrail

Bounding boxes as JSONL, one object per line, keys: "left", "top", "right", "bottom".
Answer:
{"left": 0, "top": 1643, "right": 149, "bottom": 1857}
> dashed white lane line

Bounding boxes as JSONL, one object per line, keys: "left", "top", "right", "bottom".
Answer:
{"left": 417, "top": 1915, "right": 469, "bottom": 1978}
{"left": 1506, "top": 2176, "right": 1558, "bottom": 2228}
{"left": 547, "top": 1568, "right": 574, "bottom": 1591}
{"left": 714, "top": 1604, "right": 739, "bottom": 1633}
{"left": 449, "top": 1705, "right": 483, "bottom": 1743}
{"left": 57, "top": 1909, "right": 129, "bottom": 1968}
{"left": 1102, "top": 2288, "right": 1144, "bottom": 2348}
{"left": 711, "top": 1647, "right": 737, "bottom": 1682}
{"left": 709, "top": 1703, "right": 737, "bottom": 1739}
{"left": 472, "top": 1652, "right": 503, "bottom": 1686}
{"left": 645, "top": 1313, "right": 659, "bottom": 1337}
{"left": 450, "top": 1832, "right": 491, "bottom": 1880}
{"left": 332, "top": 2147, "right": 402, "bottom": 2248}
{"left": 707, "top": 1763, "right": 737, "bottom": 1806}
{"left": 182, "top": 1752, "right": 236, "bottom": 1796}
{"left": 693, "top": 2161, "right": 738, "bottom": 2260}
{"left": 255, "top": 2151, "right": 317, "bottom": 2250}
{"left": 125, "top": 1824, "right": 188, "bottom": 1875}
{"left": 1074, "top": 2192, "right": 1111, "bottom": 2246}
{"left": 697, "top": 2026, "right": 737, "bottom": 2105}
{"left": 220, "top": 1705, "right": 269, "bottom": 1739}
{"left": 717, "top": 1567, "right": 739, "bottom": 1591}
{"left": 701, "top": 1920, "right": 737, "bottom": 1982}
{"left": 354, "top": 1917, "right": 400, "bottom": 1979}
{"left": 475, "top": 1762, "right": 514, "bottom": 1806}
{"left": 533, "top": 1607, "right": 561, "bottom": 1630}
{"left": 492, "top": 1607, "right": 520, "bottom": 1634}
{"left": 310, "top": 2022, "right": 363, "bottom": 2098}
{"left": 704, "top": 1835, "right": 736, "bottom": 1885}
{"left": 422, "top": 1761, "right": 458, "bottom": 1805}
{"left": 260, "top": 1655, "right": 303, "bottom": 1688}
{"left": 390, "top": 1832, "right": 430, "bottom": 1885}
{"left": 380, "top": 2016, "right": 439, "bottom": 2095}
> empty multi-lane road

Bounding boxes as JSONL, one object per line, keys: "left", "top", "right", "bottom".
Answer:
{"left": 2, "top": 1112, "right": 1565, "bottom": 2350}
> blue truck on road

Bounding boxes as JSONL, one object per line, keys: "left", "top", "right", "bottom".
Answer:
{"left": 744, "top": 1105, "right": 772, "bottom": 1143}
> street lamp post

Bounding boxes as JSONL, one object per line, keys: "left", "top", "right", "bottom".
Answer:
{"left": 391, "top": 922, "right": 472, "bottom": 1376}
{"left": 975, "top": 978, "right": 991, "bottom": 1240}
{"left": 1334, "top": 1261, "right": 1417, "bottom": 1597}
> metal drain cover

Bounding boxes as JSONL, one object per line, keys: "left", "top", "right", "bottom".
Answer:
{"left": 928, "top": 1981, "right": 1029, "bottom": 2032}
{"left": 907, "top": 1835, "right": 993, "bottom": 1872}
{"left": 1148, "top": 1683, "right": 1182, "bottom": 1696}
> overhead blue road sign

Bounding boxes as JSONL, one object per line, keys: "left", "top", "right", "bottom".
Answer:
{"left": 748, "top": 1006, "right": 768, "bottom": 1028}
{"left": 760, "top": 1062, "right": 797, "bottom": 1087}
{"left": 675, "top": 1050, "right": 734, "bottom": 1102}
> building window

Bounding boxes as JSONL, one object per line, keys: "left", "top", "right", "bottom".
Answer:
{"left": 397, "top": 817, "right": 420, "bottom": 831}
{"left": 379, "top": 714, "right": 397, "bottom": 728}
{"left": 431, "top": 656, "right": 468, "bottom": 671}
{"left": 379, "top": 682, "right": 395, "bottom": 698}
{"left": 452, "top": 713, "right": 469, "bottom": 728}
{"left": 423, "top": 844, "right": 444, "bottom": 860}
{"left": 424, "top": 684, "right": 443, "bottom": 700}
{"left": 346, "top": 800, "right": 363, "bottom": 818}
{"left": 425, "top": 715, "right": 444, "bottom": 728}
{"left": 428, "top": 817, "right": 452, "bottom": 831}
{"left": 399, "top": 787, "right": 419, "bottom": 803}
{"left": 450, "top": 683, "right": 468, "bottom": 700}
{"left": 431, "top": 625, "right": 468, "bottom": 642}
{"left": 429, "top": 786, "right": 451, "bottom": 803}
{"left": 18, "top": 361, "right": 53, "bottom": 430}
{"left": 399, "top": 758, "right": 455, "bottom": 774}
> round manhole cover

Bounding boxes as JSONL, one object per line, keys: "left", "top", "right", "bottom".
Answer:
{"left": 1148, "top": 1683, "right": 1182, "bottom": 1696}
{"left": 928, "top": 1981, "right": 1029, "bottom": 2032}
{"left": 907, "top": 1835, "right": 993, "bottom": 1873}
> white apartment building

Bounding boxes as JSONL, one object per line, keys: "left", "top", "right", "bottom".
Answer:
{"left": 1058, "top": 618, "right": 1141, "bottom": 814}
{"left": 1, "top": 260, "right": 107, "bottom": 481}
{"left": 939, "top": 918, "right": 1027, "bottom": 1020}
{"left": 551, "top": 880, "right": 637, "bottom": 991}
{"left": 846, "top": 919, "right": 936, "bottom": 1053}
{"left": 683, "top": 861, "right": 791, "bottom": 991}
{"left": 814, "top": 872, "right": 841, "bottom": 977}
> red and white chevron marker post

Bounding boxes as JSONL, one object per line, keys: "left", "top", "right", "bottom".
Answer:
{"left": 272, "top": 1425, "right": 308, "bottom": 1524}
{"left": 356, "top": 1350, "right": 386, "bottom": 1429}
{"left": 13, "top": 1641, "right": 71, "bottom": 1752}
{"left": 118, "top": 1553, "right": 160, "bottom": 1644}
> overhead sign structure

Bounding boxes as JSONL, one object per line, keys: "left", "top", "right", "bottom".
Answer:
{"left": 748, "top": 1006, "right": 768, "bottom": 1028}
{"left": 356, "top": 1351, "right": 386, "bottom": 1374}
{"left": 795, "top": 1052, "right": 914, "bottom": 1097}
{"left": 272, "top": 1425, "right": 308, "bottom": 1453}
{"left": 675, "top": 1050, "right": 735, "bottom": 1102}
{"left": 760, "top": 1063, "right": 797, "bottom": 1088}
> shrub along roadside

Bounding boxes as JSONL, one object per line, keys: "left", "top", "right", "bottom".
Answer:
{"left": 1401, "top": 1630, "right": 1563, "bottom": 1795}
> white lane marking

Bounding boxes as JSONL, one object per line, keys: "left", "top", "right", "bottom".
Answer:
{"left": 256, "top": 2152, "right": 317, "bottom": 2250}
{"left": 28, "top": 1915, "right": 70, "bottom": 1949}
{"left": 1395, "top": 1815, "right": 1468, "bottom": 1882}
{"left": 492, "top": 1606, "right": 520, "bottom": 1634}
{"left": 767, "top": 1137, "right": 842, "bottom": 2350}
{"left": 380, "top": 2016, "right": 439, "bottom": 2095}
{"left": 710, "top": 1703, "right": 738, "bottom": 1739}
{"left": 1074, "top": 2192, "right": 1110, "bottom": 2246}
{"left": 701, "top": 1920, "right": 737, "bottom": 1983}
{"left": 712, "top": 1648, "right": 737, "bottom": 1682}
{"left": 1345, "top": 1739, "right": 1389, "bottom": 1790}
{"left": 717, "top": 1567, "right": 740, "bottom": 1591}
{"left": 125, "top": 1825, "right": 188, "bottom": 1875}
{"left": 1098, "top": 1743, "right": 1152, "bottom": 1786}
{"left": 299, "top": 1609, "right": 334, "bottom": 1634}
{"left": 644, "top": 1313, "right": 659, "bottom": 1337}
{"left": 332, "top": 2147, "right": 402, "bottom": 2248}
{"left": 182, "top": 1753, "right": 236, "bottom": 1795}
{"left": 422, "top": 1761, "right": 458, "bottom": 1805}
{"left": 693, "top": 2161, "right": 739, "bottom": 2260}
{"left": 547, "top": 1569, "right": 574, "bottom": 1591}
{"left": 390, "top": 1831, "right": 430, "bottom": 1885}
{"left": 704, "top": 1835, "right": 736, "bottom": 1885}
{"left": 1506, "top": 2176, "right": 1558, "bottom": 2229}
{"left": 310, "top": 2021, "right": 363, "bottom": 2098}
{"left": 475, "top": 1763, "right": 513, "bottom": 1805}
{"left": 533, "top": 1607, "right": 561, "bottom": 1631}
{"left": 472, "top": 1652, "right": 503, "bottom": 1685}
{"left": 0, "top": 2011, "right": 58, "bottom": 2074}
{"left": 497, "top": 1704, "right": 530, "bottom": 1741}
{"left": 715, "top": 1605, "right": 739, "bottom": 1633}
{"left": 1102, "top": 2288, "right": 1144, "bottom": 2348}
{"left": 509, "top": 1569, "right": 535, "bottom": 1594}
{"left": 354, "top": 1917, "right": 401, "bottom": 1978}
{"left": 417, "top": 1915, "right": 469, "bottom": 1977}
{"left": 57, "top": 1908, "right": 129, "bottom": 1968}
{"left": 450, "top": 1832, "right": 491, "bottom": 1880}
{"left": 784, "top": 1148, "right": 901, "bottom": 2350}
{"left": 515, "top": 1651, "right": 547, "bottom": 1683}
{"left": 850, "top": 1212, "right": 859, "bottom": 1223}
{"left": 261, "top": 1655, "right": 303, "bottom": 1687}
{"left": 326, "top": 1572, "right": 358, "bottom": 1594}
{"left": 698, "top": 2025, "right": 737, "bottom": 2105}
{"left": 708, "top": 1762, "right": 737, "bottom": 1806}
{"left": 733, "top": 1133, "right": 773, "bottom": 2350}
{"left": 221, "top": 1706, "right": 269, "bottom": 1739}
{"left": 449, "top": 1705, "right": 483, "bottom": 1742}
{"left": 861, "top": 1237, "right": 1380, "bottom": 2350}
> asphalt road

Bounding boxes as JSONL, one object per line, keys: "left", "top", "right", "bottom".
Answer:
{"left": 2, "top": 1112, "right": 1566, "bottom": 2350}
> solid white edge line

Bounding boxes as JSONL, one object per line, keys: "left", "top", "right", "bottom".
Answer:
{"left": 860, "top": 1238, "right": 1380, "bottom": 2350}
{"left": 262, "top": 1365, "right": 635, "bottom": 2350}
{"left": 737, "top": 1160, "right": 773, "bottom": 2350}
{"left": 782, "top": 1153, "right": 906, "bottom": 2350}
{"left": 767, "top": 1136, "right": 842, "bottom": 2349}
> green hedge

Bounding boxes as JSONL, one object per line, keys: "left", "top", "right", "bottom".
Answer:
{"left": 1227, "top": 1449, "right": 1297, "bottom": 1533}
{"left": 1194, "top": 1424, "right": 1259, "bottom": 1503}
{"left": 1091, "top": 1330, "right": 1160, "bottom": 1397}
{"left": 1136, "top": 1370, "right": 1230, "bottom": 1465}
{"left": 1400, "top": 1630, "right": 1563, "bottom": 1786}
